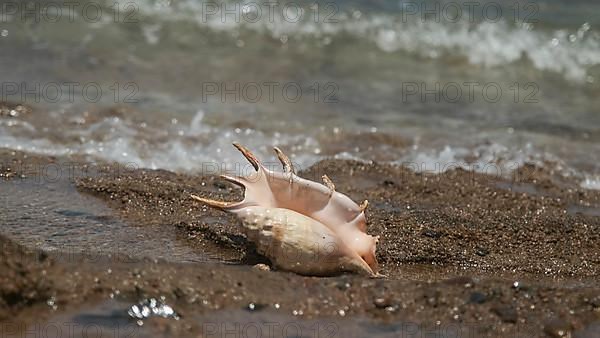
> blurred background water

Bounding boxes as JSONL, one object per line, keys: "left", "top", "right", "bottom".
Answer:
{"left": 0, "top": 0, "right": 599, "bottom": 187}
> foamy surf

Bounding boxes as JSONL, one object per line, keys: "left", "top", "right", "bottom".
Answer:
{"left": 1, "top": 109, "right": 597, "bottom": 190}
{"left": 0, "top": 110, "right": 321, "bottom": 173}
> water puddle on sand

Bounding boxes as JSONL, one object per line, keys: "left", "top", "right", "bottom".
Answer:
{"left": 494, "top": 181, "right": 547, "bottom": 196}
{"left": 0, "top": 178, "right": 212, "bottom": 264}
{"left": 567, "top": 204, "right": 600, "bottom": 217}
{"left": 38, "top": 299, "right": 481, "bottom": 338}
{"left": 31, "top": 300, "right": 144, "bottom": 338}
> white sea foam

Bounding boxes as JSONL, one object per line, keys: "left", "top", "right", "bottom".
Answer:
{"left": 581, "top": 176, "right": 600, "bottom": 190}
{"left": 0, "top": 110, "right": 321, "bottom": 174}
{"left": 2, "top": 112, "right": 598, "bottom": 190}
{"left": 393, "top": 141, "right": 600, "bottom": 191}
{"left": 133, "top": 0, "right": 600, "bottom": 83}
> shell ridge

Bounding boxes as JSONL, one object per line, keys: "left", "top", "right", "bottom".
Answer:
{"left": 251, "top": 168, "right": 367, "bottom": 236}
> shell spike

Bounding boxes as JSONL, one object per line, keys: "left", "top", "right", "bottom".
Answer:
{"left": 190, "top": 194, "right": 239, "bottom": 210}
{"left": 220, "top": 174, "right": 246, "bottom": 188}
{"left": 322, "top": 175, "right": 335, "bottom": 194}
{"left": 359, "top": 200, "right": 369, "bottom": 212}
{"left": 273, "top": 146, "right": 295, "bottom": 174}
{"left": 232, "top": 142, "right": 261, "bottom": 171}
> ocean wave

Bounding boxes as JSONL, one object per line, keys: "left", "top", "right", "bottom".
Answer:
{"left": 132, "top": 0, "right": 600, "bottom": 83}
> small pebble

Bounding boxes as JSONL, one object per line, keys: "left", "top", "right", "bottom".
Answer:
{"left": 475, "top": 247, "right": 489, "bottom": 257}
{"left": 246, "top": 302, "right": 266, "bottom": 311}
{"left": 374, "top": 297, "right": 393, "bottom": 309}
{"left": 422, "top": 229, "right": 443, "bottom": 239}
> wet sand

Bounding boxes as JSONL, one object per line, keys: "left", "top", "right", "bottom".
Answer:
{"left": 1, "top": 144, "right": 600, "bottom": 337}
{"left": 0, "top": 101, "right": 599, "bottom": 337}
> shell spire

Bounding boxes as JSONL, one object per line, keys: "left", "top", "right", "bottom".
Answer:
{"left": 192, "top": 143, "right": 381, "bottom": 277}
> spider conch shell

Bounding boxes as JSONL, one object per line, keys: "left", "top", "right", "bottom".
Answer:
{"left": 191, "top": 143, "right": 381, "bottom": 277}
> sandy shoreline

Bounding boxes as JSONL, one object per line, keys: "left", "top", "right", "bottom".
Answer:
{"left": 1, "top": 145, "right": 599, "bottom": 337}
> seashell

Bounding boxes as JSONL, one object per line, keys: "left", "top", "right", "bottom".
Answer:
{"left": 191, "top": 143, "right": 381, "bottom": 277}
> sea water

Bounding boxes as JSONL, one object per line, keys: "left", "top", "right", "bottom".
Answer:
{"left": 0, "top": 0, "right": 599, "bottom": 187}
